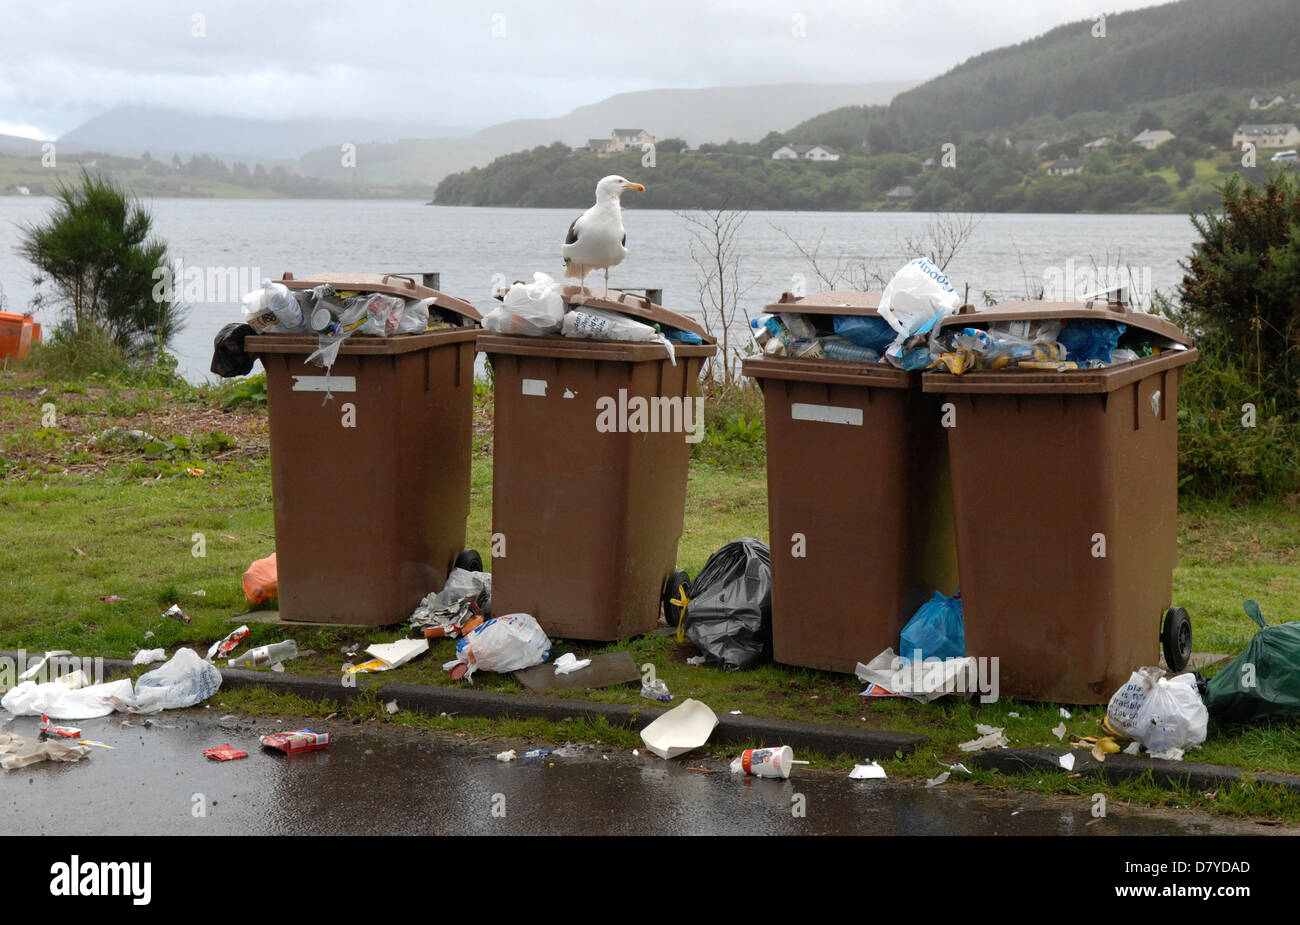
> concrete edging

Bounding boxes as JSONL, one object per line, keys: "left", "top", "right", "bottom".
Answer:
{"left": 969, "top": 747, "right": 1300, "bottom": 793}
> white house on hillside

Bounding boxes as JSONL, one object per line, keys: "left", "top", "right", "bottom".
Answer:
{"left": 1250, "top": 94, "right": 1286, "bottom": 110}
{"left": 1233, "top": 123, "right": 1300, "bottom": 149}
{"left": 772, "top": 143, "right": 841, "bottom": 161}
{"left": 1131, "top": 129, "right": 1174, "bottom": 150}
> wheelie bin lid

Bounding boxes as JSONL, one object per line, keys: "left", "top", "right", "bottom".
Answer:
{"left": 558, "top": 286, "right": 713, "bottom": 342}
{"left": 763, "top": 290, "right": 881, "bottom": 316}
{"left": 276, "top": 272, "right": 482, "bottom": 325}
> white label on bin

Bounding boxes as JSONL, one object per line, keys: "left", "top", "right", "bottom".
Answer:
{"left": 522, "top": 378, "right": 548, "bottom": 397}
{"left": 791, "top": 402, "right": 862, "bottom": 426}
{"left": 292, "top": 375, "right": 356, "bottom": 393}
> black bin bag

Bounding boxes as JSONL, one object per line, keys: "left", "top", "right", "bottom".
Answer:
{"left": 682, "top": 538, "right": 772, "bottom": 671}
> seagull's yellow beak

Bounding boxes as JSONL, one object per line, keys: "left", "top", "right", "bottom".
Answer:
{"left": 622, "top": 181, "right": 645, "bottom": 191}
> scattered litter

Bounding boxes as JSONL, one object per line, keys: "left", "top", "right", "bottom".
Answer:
{"left": 409, "top": 568, "right": 492, "bottom": 635}
{"left": 342, "top": 644, "right": 359, "bottom": 657}
{"left": 17, "top": 651, "right": 72, "bottom": 684}
{"left": 270, "top": 662, "right": 284, "bottom": 673}
{"left": 217, "top": 714, "right": 240, "bottom": 729}
{"left": 1123, "top": 741, "right": 1141, "bottom": 755}
{"left": 229, "top": 639, "right": 298, "bottom": 670}
{"left": 685, "top": 656, "right": 707, "bottom": 666}
{"left": 553, "top": 652, "right": 592, "bottom": 675}
{"left": 442, "top": 613, "right": 550, "bottom": 682}
{"left": 729, "top": 745, "right": 804, "bottom": 779}
{"left": 1106, "top": 667, "right": 1206, "bottom": 760}
{"left": 207, "top": 625, "right": 250, "bottom": 662}
{"left": 98, "top": 595, "right": 124, "bottom": 603}
{"left": 1059, "top": 707, "right": 1072, "bottom": 719}
{"left": 640, "top": 679, "right": 673, "bottom": 702}
{"left": 857, "top": 648, "right": 980, "bottom": 704}
{"left": 552, "top": 744, "right": 589, "bottom": 758}
{"left": 132, "top": 648, "right": 166, "bottom": 667}
{"left": 119, "top": 648, "right": 223, "bottom": 714}
{"left": 640, "top": 698, "right": 718, "bottom": 759}
{"left": 324, "top": 712, "right": 337, "bottom": 721}
{"left": 191, "top": 589, "right": 206, "bottom": 597}
{"left": 1007, "top": 712, "right": 1020, "bottom": 718}
{"left": 938, "top": 760, "right": 972, "bottom": 774}
{"left": 849, "top": 762, "right": 887, "bottom": 780}
{"left": 899, "top": 591, "right": 965, "bottom": 661}
{"left": 728, "top": 710, "right": 742, "bottom": 715}
{"left": 1205, "top": 600, "right": 1300, "bottom": 723}
{"left": 522, "top": 748, "right": 553, "bottom": 759}
{"left": 496, "top": 750, "right": 517, "bottom": 762}
{"left": 40, "top": 715, "right": 80, "bottom": 738}
{"left": 143, "top": 631, "right": 154, "bottom": 640}
{"left": 385, "top": 700, "right": 399, "bottom": 715}
{"left": 1058, "top": 753, "right": 1075, "bottom": 771}
{"left": 78, "top": 740, "right": 114, "bottom": 750}
{"left": 1052, "top": 722, "right": 1067, "bottom": 741}
{"left": 350, "top": 638, "right": 429, "bottom": 673}
{"left": 203, "top": 744, "right": 248, "bottom": 762}
{"left": 0, "top": 732, "right": 92, "bottom": 770}
{"left": 242, "top": 553, "right": 278, "bottom": 604}
{"left": 3, "top": 677, "right": 134, "bottom": 720}
{"left": 161, "top": 604, "right": 192, "bottom": 625}
{"left": 260, "top": 729, "right": 330, "bottom": 754}
{"left": 926, "top": 771, "right": 951, "bottom": 788}
{"left": 958, "top": 724, "right": 1009, "bottom": 753}
{"left": 678, "top": 538, "right": 772, "bottom": 671}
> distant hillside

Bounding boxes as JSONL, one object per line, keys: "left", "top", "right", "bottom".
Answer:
{"left": 57, "top": 104, "right": 473, "bottom": 165}
{"left": 0, "top": 134, "right": 48, "bottom": 157}
{"left": 297, "top": 82, "right": 915, "bottom": 187}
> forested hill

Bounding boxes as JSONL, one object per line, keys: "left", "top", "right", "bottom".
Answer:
{"left": 796, "top": 0, "right": 1300, "bottom": 143}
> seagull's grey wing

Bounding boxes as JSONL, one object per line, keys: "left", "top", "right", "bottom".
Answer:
{"left": 621, "top": 232, "right": 626, "bottom": 247}
{"left": 565, "top": 216, "right": 581, "bottom": 245}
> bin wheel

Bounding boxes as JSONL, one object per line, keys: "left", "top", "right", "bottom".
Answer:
{"left": 663, "top": 570, "right": 690, "bottom": 628}
{"left": 454, "top": 549, "right": 483, "bottom": 573}
{"left": 1162, "top": 606, "right": 1192, "bottom": 672}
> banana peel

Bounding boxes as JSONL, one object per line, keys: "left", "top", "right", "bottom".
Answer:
{"left": 1070, "top": 734, "right": 1122, "bottom": 762}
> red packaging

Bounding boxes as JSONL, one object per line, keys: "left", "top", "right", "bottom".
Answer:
{"left": 203, "top": 743, "right": 248, "bottom": 761}
{"left": 260, "top": 729, "right": 330, "bottom": 754}
{"left": 40, "top": 714, "right": 81, "bottom": 738}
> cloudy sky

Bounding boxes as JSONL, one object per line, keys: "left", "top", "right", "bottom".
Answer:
{"left": 3, "top": 0, "right": 1172, "bottom": 140}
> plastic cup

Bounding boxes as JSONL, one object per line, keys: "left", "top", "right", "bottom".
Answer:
{"left": 740, "top": 745, "right": 794, "bottom": 779}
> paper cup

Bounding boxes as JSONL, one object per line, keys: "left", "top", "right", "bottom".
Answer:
{"left": 740, "top": 745, "right": 794, "bottom": 779}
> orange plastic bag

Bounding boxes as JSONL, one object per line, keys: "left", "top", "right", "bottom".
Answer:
{"left": 242, "top": 553, "right": 278, "bottom": 604}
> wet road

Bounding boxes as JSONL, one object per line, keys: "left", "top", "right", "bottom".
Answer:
{"left": 0, "top": 710, "right": 1288, "bottom": 836}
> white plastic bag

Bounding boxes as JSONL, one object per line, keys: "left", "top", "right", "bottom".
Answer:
{"left": 1133, "top": 673, "right": 1207, "bottom": 760}
{"left": 442, "top": 613, "right": 551, "bottom": 681}
{"left": 395, "top": 298, "right": 432, "bottom": 334}
{"left": 561, "top": 308, "right": 675, "bottom": 364}
{"left": 1105, "top": 666, "right": 1166, "bottom": 739}
{"left": 358, "top": 293, "right": 407, "bottom": 336}
{"left": 483, "top": 273, "right": 566, "bottom": 337}
{"left": 123, "top": 647, "right": 223, "bottom": 714}
{"left": 877, "top": 258, "right": 961, "bottom": 369}
{"left": 1, "top": 678, "right": 134, "bottom": 720}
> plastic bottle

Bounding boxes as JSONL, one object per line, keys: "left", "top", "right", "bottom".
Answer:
{"left": 264, "top": 281, "right": 305, "bottom": 332}
{"left": 229, "top": 639, "right": 297, "bottom": 669}
{"left": 822, "top": 338, "right": 880, "bottom": 362}
{"left": 750, "top": 315, "right": 773, "bottom": 346}
{"left": 779, "top": 313, "right": 817, "bottom": 341}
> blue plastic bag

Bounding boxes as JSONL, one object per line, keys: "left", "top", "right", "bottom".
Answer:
{"left": 833, "top": 315, "right": 896, "bottom": 353}
{"left": 1059, "top": 320, "right": 1126, "bottom": 364}
{"left": 665, "top": 329, "right": 703, "bottom": 345}
{"left": 899, "top": 591, "right": 964, "bottom": 661}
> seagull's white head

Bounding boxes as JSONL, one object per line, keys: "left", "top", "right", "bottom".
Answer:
{"left": 596, "top": 174, "right": 645, "bottom": 201}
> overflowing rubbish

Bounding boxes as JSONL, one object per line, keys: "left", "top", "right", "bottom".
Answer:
{"left": 877, "top": 258, "right": 963, "bottom": 368}
{"left": 207, "top": 626, "right": 250, "bottom": 662}
{"left": 553, "top": 652, "right": 591, "bottom": 675}
{"left": 855, "top": 648, "right": 979, "bottom": 703}
{"left": 408, "top": 568, "right": 492, "bottom": 636}
{"left": 640, "top": 698, "right": 718, "bottom": 759}
{"left": 260, "top": 729, "right": 330, "bottom": 754}
{"left": 678, "top": 538, "right": 772, "bottom": 671}
{"left": 203, "top": 744, "right": 248, "bottom": 762}
{"left": 242, "top": 554, "right": 278, "bottom": 605}
{"left": 211, "top": 322, "right": 258, "bottom": 377}
{"left": 899, "top": 591, "right": 964, "bottom": 662}
{"left": 958, "top": 724, "right": 1009, "bottom": 753}
{"left": 1205, "top": 600, "right": 1300, "bottom": 723}
{"left": 729, "top": 745, "right": 807, "bottom": 779}
{"left": 483, "top": 273, "right": 566, "bottom": 337}
{"left": 641, "top": 678, "right": 673, "bottom": 702}
{"left": 123, "top": 648, "right": 223, "bottom": 714}
{"left": 849, "top": 762, "right": 887, "bottom": 780}
{"left": 0, "top": 732, "right": 92, "bottom": 770}
{"left": 1105, "top": 667, "right": 1207, "bottom": 760}
{"left": 442, "top": 613, "right": 551, "bottom": 682}
{"left": 522, "top": 748, "right": 552, "bottom": 759}
{"left": 926, "top": 771, "right": 950, "bottom": 788}
{"left": 132, "top": 648, "right": 166, "bottom": 667}
{"left": 229, "top": 639, "right": 298, "bottom": 670}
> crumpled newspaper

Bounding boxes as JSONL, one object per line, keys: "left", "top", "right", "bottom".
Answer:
{"left": 0, "top": 732, "right": 92, "bottom": 770}
{"left": 408, "top": 568, "right": 491, "bottom": 632}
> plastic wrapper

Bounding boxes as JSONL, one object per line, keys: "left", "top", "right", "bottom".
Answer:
{"left": 680, "top": 538, "right": 772, "bottom": 671}
{"left": 1205, "top": 600, "right": 1300, "bottom": 723}
{"left": 2, "top": 677, "right": 134, "bottom": 720}
{"left": 899, "top": 591, "right": 965, "bottom": 661}
{"left": 443, "top": 613, "right": 552, "bottom": 681}
{"left": 1105, "top": 667, "right": 1206, "bottom": 759}
{"left": 357, "top": 293, "right": 406, "bottom": 337}
{"left": 124, "top": 647, "right": 223, "bottom": 714}
{"left": 1058, "top": 319, "right": 1127, "bottom": 364}
{"left": 482, "top": 272, "right": 566, "bottom": 337}
{"left": 833, "top": 314, "right": 896, "bottom": 353}
{"left": 409, "top": 568, "right": 492, "bottom": 630}
{"left": 561, "top": 307, "right": 675, "bottom": 364}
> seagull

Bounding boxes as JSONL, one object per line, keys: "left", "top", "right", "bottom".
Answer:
{"left": 562, "top": 175, "right": 645, "bottom": 296}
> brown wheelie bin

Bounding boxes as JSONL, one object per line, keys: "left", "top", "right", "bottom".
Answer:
{"left": 922, "top": 299, "right": 1197, "bottom": 703}
{"left": 741, "top": 291, "right": 959, "bottom": 674}
{"left": 479, "top": 288, "right": 715, "bottom": 640}
{"left": 246, "top": 273, "right": 482, "bottom": 626}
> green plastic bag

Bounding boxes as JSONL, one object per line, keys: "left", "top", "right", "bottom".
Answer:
{"left": 1204, "top": 600, "right": 1300, "bottom": 724}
